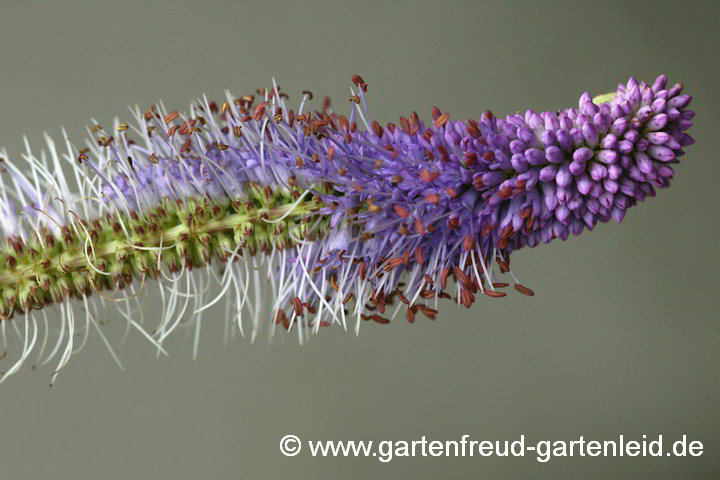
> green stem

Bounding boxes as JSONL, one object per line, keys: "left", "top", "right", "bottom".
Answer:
{"left": 0, "top": 198, "right": 322, "bottom": 317}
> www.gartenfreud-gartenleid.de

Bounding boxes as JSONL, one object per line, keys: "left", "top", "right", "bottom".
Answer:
{"left": 0, "top": 74, "right": 695, "bottom": 383}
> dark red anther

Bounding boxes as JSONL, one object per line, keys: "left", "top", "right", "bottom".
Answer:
{"left": 439, "top": 268, "right": 451, "bottom": 290}
{"left": 395, "top": 289, "right": 410, "bottom": 305}
{"left": 252, "top": 101, "right": 268, "bottom": 121}
{"left": 410, "top": 111, "right": 420, "bottom": 128}
{"left": 436, "top": 145, "right": 449, "bottom": 162}
{"left": 467, "top": 124, "right": 481, "bottom": 138}
{"left": 495, "top": 257, "right": 510, "bottom": 273}
{"left": 415, "top": 247, "right": 425, "bottom": 266}
{"left": 276, "top": 310, "right": 290, "bottom": 330}
{"left": 500, "top": 224, "right": 513, "bottom": 240}
{"left": 434, "top": 113, "right": 449, "bottom": 128}
{"left": 166, "top": 125, "right": 180, "bottom": 138}
{"left": 431, "top": 106, "right": 441, "bottom": 120}
{"left": 144, "top": 104, "right": 157, "bottom": 120}
{"left": 420, "top": 288, "right": 435, "bottom": 299}
{"left": 463, "top": 235, "right": 476, "bottom": 252}
{"left": 464, "top": 152, "right": 477, "bottom": 166}
{"left": 514, "top": 284, "right": 535, "bottom": 296}
{"left": 384, "top": 257, "right": 406, "bottom": 272}
{"left": 417, "top": 305, "right": 438, "bottom": 319}
{"left": 164, "top": 111, "right": 179, "bottom": 124}
{"left": 293, "top": 297, "right": 303, "bottom": 316}
{"left": 405, "top": 306, "right": 416, "bottom": 323}
{"left": 371, "top": 120, "right": 383, "bottom": 138}
{"left": 473, "top": 175, "right": 484, "bottom": 190}
{"left": 399, "top": 116, "right": 410, "bottom": 134}
{"left": 481, "top": 223, "right": 493, "bottom": 237}
{"left": 484, "top": 290, "right": 507, "bottom": 298}
{"left": 419, "top": 169, "right": 439, "bottom": 183}
{"left": 425, "top": 193, "right": 440, "bottom": 204}
{"left": 498, "top": 186, "right": 513, "bottom": 199}
{"left": 460, "top": 289, "right": 474, "bottom": 308}
{"left": 454, "top": 266, "right": 470, "bottom": 286}
{"left": 393, "top": 205, "right": 409, "bottom": 218}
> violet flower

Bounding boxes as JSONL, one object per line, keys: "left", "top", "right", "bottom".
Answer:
{"left": 0, "top": 74, "right": 695, "bottom": 383}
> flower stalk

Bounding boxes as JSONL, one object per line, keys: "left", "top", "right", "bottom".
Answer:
{"left": 0, "top": 195, "right": 321, "bottom": 315}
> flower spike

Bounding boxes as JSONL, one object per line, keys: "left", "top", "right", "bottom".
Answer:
{"left": 0, "top": 74, "right": 695, "bottom": 383}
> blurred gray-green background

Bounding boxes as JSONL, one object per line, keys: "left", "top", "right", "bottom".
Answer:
{"left": 0, "top": 1, "right": 718, "bottom": 478}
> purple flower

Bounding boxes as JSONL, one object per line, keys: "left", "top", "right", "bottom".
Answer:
{"left": 0, "top": 73, "right": 695, "bottom": 383}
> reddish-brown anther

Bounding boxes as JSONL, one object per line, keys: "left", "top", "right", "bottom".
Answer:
{"left": 415, "top": 247, "right": 425, "bottom": 266}
{"left": 399, "top": 116, "right": 410, "bottom": 134}
{"left": 276, "top": 310, "right": 290, "bottom": 330}
{"left": 454, "top": 266, "right": 470, "bottom": 287}
{"left": 484, "top": 290, "right": 507, "bottom": 298}
{"left": 431, "top": 106, "right": 441, "bottom": 120}
{"left": 417, "top": 305, "right": 438, "bottom": 320}
{"left": 419, "top": 169, "right": 439, "bottom": 183}
{"left": 459, "top": 289, "right": 474, "bottom": 308}
{"left": 372, "top": 120, "right": 383, "bottom": 138}
{"left": 252, "top": 101, "right": 268, "bottom": 121}
{"left": 473, "top": 176, "right": 484, "bottom": 190}
{"left": 164, "top": 111, "right": 179, "bottom": 124}
{"left": 463, "top": 235, "right": 476, "bottom": 252}
{"left": 393, "top": 205, "right": 409, "bottom": 218}
{"left": 434, "top": 113, "right": 449, "bottom": 128}
{"left": 514, "top": 284, "right": 535, "bottom": 296}
{"left": 293, "top": 297, "right": 303, "bottom": 316}
{"left": 496, "top": 257, "right": 510, "bottom": 273}
{"left": 385, "top": 257, "right": 406, "bottom": 272}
